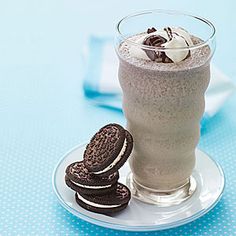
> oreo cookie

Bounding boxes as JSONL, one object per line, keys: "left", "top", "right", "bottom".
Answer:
{"left": 75, "top": 183, "right": 131, "bottom": 214}
{"left": 83, "top": 124, "right": 133, "bottom": 176}
{"left": 65, "top": 161, "right": 119, "bottom": 195}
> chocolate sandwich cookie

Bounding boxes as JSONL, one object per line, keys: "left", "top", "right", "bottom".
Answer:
{"left": 65, "top": 161, "right": 119, "bottom": 195}
{"left": 75, "top": 183, "right": 131, "bottom": 214}
{"left": 83, "top": 123, "right": 133, "bottom": 176}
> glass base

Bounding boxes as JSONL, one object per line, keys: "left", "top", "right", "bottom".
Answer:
{"left": 126, "top": 172, "right": 197, "bottom": 207}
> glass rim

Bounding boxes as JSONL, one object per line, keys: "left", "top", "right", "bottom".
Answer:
{"left": 116, "top": 9, "right": 216, "bottom": 51}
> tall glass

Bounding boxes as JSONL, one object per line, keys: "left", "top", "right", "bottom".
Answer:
{"left": 115, "top": 10, "right": 215, "bottom": 206}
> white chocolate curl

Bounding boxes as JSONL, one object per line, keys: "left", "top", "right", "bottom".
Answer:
{"left": 129, "top": 27, "right": 193, "bottom": 63}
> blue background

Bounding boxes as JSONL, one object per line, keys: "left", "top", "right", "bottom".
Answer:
{"left": 0, "top": 0, "right": 235, "bottom": 235}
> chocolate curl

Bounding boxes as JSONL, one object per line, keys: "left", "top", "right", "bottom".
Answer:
{"left": 147, "top": 27, "right": 157, "bottom": 34}
{"left": 143, "top": 34, "right": 172, "bottom": 62}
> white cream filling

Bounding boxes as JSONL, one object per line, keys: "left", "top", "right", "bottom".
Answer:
{"left": 93, "top": 138, "right": 127, "bottom": 174}
{"left": 77, "top": 193, "right": 121, "bottom": 208}
{"left": 129, "top": 27, "right": 193, "bottom": 63}
{"left": 70, "top": 180, "right": 112, "bottom": 189}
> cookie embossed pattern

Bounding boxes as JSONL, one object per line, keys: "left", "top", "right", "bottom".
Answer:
{"left": 64, "top": 123, "right": 133, "bottom": 214}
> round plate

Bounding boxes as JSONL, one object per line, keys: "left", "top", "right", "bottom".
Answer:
{"left": 52, "top": 144, "right": 225, "bottom": 232}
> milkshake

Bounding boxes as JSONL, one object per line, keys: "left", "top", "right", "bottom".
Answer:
{"left": 115, "top": 10, "right": 215, "bottom": 205}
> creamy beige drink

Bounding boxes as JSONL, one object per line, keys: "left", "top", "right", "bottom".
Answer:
{"left": 119, "top": 32, "right": 210, "bottom": 190}
{"left": 116, "top": 11, "right": 215, "bottom": 205}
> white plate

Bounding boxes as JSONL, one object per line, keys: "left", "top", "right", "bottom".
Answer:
{"left": 52, "top": 144, "right": 225, "bottom": 232}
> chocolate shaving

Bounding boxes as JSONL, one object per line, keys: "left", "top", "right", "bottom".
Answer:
{"left": 164, "top": 27, "right": 173, "bottom": 40}
{"left": 143, "top": 34, "right": 172, "bottom": 62}
{"left": 144, "top": 35, "right": 167, "bottom": 47}
{"left": 147, "top": 27, "right": 157, "bottom": 34}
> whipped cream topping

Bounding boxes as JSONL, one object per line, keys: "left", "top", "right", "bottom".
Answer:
{"left": 77, "top": 193, "right": 121, "bottom": 208}
{"left": 93, "top": 138, "right": 127, "bottom": 175}
{"left": 70, "top": 180, "right": 112, "bottom": 189}
{"left": 129, "top": 27, "right": 193, "bottom": 63}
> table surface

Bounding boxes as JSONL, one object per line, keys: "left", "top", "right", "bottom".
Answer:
{"left": 0, "top": 0, "right": 236, "bottom": 235}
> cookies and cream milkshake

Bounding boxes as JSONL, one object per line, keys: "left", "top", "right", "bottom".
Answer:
{"left": 116, "top": 11, "right": 215, "bottom": 205}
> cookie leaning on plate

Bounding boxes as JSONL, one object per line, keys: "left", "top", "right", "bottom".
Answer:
{"left": 75, "top": 183, "right": 131, "bottom": 214}
{"left": 64, "top": 123, "right": 134, "bottom": 215}
{"left": 83, "top": 124, "right": 133, "bottom": 176}
{"left": 65, "top": 161, "right": 119, "bottom": 195}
